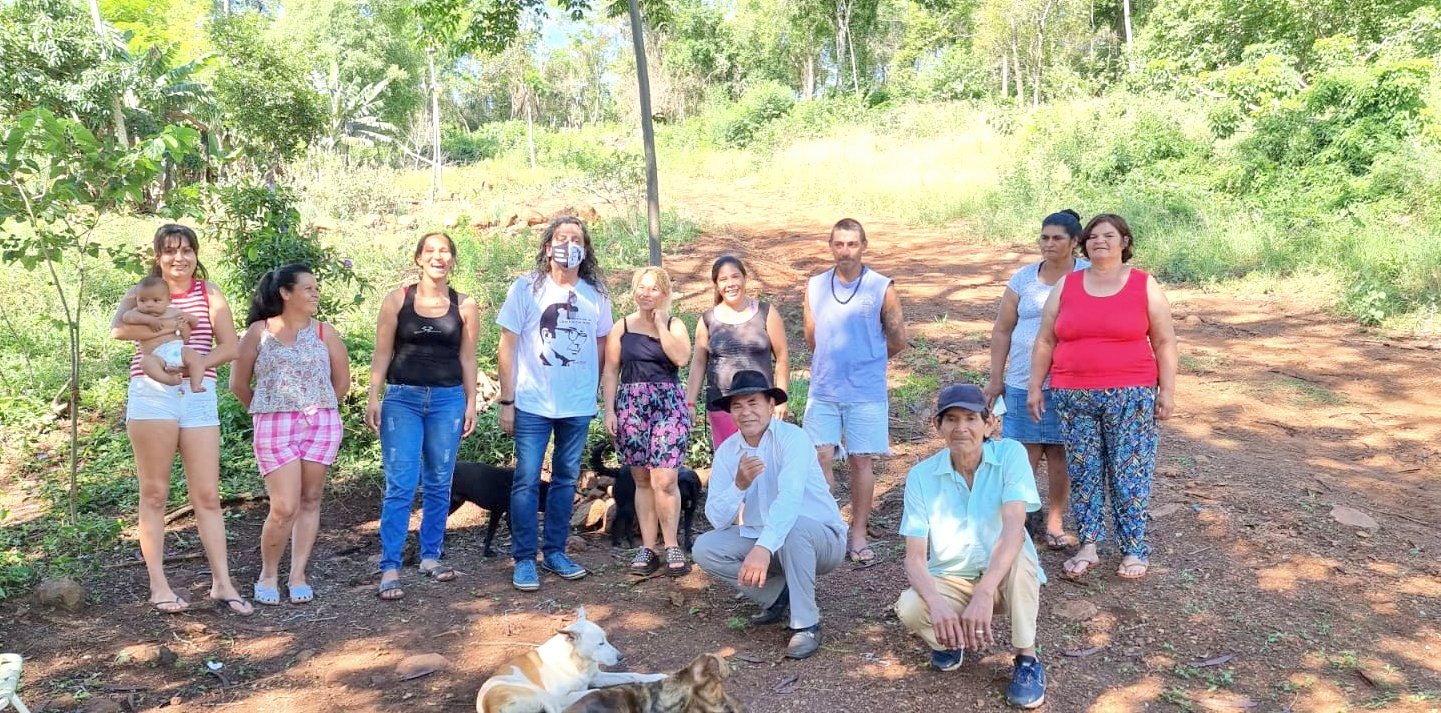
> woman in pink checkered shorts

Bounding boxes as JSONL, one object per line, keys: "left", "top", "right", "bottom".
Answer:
{"left": 230, "top": 264, "right": 351, "bottom": 606}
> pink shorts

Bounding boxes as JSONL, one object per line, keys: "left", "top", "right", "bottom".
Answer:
{"left": 252, "top": 409, "right": 342, "bottom": 475}
{"left": 708, "top": 410, "right": 739, "bottom": 449}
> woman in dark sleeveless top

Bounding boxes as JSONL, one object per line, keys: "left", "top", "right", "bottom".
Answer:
{"left": 685, "top": 255, "right": 790, "bottom": 448}
{"left": 366, "top": 233, "right": 480, "bottom": 600}
{"left": 602, "top": 267, "right": 693, "bottom": 576}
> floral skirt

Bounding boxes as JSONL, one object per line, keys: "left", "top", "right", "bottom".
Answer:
{"left": 615, "top": 381, "right": 692, "bottom": 468}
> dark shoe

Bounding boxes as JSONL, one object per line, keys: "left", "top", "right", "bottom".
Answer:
{"left": 629, "top": 548, "right": 661, "bottom": 576}
{"left": 663, "top": 546, "right": 691, "bottom": 576}
{"left": 785, "top": 624, "right": 821, "bottom": 659}
{"left": 541, "top": 552, "right": 588, "bottom": 580}
{"left": 930, "top": 648, "right": 964, "bottom": 672}
{"left": 512, "top": 559, "right": 540, "bottom": 592}
{"left": 1006, "top": 655, "right": 1046, "bottom": 708}
{"left": 748, "top": 586, "right": 788, "bottom": 626}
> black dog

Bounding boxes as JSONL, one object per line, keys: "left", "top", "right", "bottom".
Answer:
{"left": 449, "top": 461, "right": 549, "bottom": 557}
{"left": 591, "top": 443, "right": 702, "bottom": 551}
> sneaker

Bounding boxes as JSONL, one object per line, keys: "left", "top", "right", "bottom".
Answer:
{"left": 785, "top": 624, "right": 821, "bottom": 659}
{"left": 749, "top": 585, "right": 789, "bottom": 626}
{"left": 512, "top": 559, "right": 540, "bottom": 591}
{"left": 929, "top": 648, "right": 964, "bottom": 672}
{"left": 1006, "top": 655, "right": 1046, "bottom": 709}
{"left": 541, "top": 552, "right": 588, "bottom": 581}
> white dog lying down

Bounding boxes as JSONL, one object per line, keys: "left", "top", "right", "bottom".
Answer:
{"left": 477, "top": 607, "right": 666, "bottom": 713}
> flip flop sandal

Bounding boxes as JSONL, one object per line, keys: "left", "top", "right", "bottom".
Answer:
{"left": 1062, "top": 554, "right": 1099, "bottom": 579}
{"left": 1117, "top": 558, "right": 1150, "bottom": 580}
{"left": 377, "top": 579, "right": 405, "bottom": 601}
{"left": 1044, "top": 532, "right": 1078, "bottom": 550}
{"left": 211, "top": 597, "right": 255, "bottom": 617}
{"left": 847, "top": 546, "right": 876, "bottom": 564}
{"left": 664, "top": 547, "right": 691, "bottom": 577}
{"left": 253, "top": 582, "right": 281, "bottom": 606}
{"left": 629, "top": 548, "right": 661, "bottom": 576}
{"left": 419, "top": 565, "right": 457, "bottom": 582}
{"left": 150, "top": 596, "right": 190, "bottom": 614}
{"left": 288, "top": 584, "right": 315, "bottom": 604}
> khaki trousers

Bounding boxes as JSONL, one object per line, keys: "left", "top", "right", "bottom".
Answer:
{"left": 894, "top": 553, "right": 1041, "bottom": 650}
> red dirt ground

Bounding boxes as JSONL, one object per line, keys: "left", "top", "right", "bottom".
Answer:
{"left": 3, "top": 184, "right": 1440, "bottom": 712}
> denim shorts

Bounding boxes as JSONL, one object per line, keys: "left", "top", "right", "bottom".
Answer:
{"left": 1002, "top": 385, "right": 1063, "bottom": 445}
{"left": 125, "top": 377, "right": 219, "bottom": 428}
{"left": 802, "top": 399, "right": 891, "bottom": 457}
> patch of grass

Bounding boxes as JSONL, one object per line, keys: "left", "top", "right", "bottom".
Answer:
{"left": 1250, "top": 377, "right": 1347, "bottom": 407}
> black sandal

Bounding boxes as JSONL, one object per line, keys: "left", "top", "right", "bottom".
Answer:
{"left": 664, "top": 547, "right": 691, "bottom": 577}
{"left": 629, "top": 548, "right": 661, "bottom": 576}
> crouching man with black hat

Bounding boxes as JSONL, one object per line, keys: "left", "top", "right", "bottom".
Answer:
{"left": 692, "top": 370, "right": 847, "bottom": 660}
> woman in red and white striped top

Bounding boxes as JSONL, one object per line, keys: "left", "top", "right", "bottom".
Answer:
{"left": 109, "top": 224, "right": 252, "bottom": 616}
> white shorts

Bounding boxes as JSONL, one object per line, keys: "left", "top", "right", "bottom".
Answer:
{"left": 802, "top": 399, "right": 891, "bottom": 458}
{"left": 152, "top": 340, "right": 185, "bottom": 368}
{"left": 126, "top": 376, "right": 219, "bottom": 428}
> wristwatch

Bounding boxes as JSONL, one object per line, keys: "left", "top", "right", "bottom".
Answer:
{"left": 498, "top": 399, "right": 515, "bottom": 406}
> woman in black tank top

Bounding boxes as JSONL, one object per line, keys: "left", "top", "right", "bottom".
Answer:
{"left": 601, "top": 267, "right": 694, "bottom": 576}
{"left": 365, "top": 233, "right": 480, "bottom": 601}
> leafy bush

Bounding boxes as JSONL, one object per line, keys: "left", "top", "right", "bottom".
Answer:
{"left": 713, "top": 81, "right": 796, "bottom": 148}
{"left": 442, "top": 121, "right": 529, "bottom": 163}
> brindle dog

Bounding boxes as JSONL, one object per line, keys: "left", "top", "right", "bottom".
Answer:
{"left": 561, "top": 653, "right": 746, "bottom": 713}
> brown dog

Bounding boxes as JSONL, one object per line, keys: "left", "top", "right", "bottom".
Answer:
{"left": 561, "top": 653, "right": 746, "bottom": 713}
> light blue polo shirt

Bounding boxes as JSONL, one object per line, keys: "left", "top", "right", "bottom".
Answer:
{"left": 899, "top": 438, "right": 1046, "bottom": 584}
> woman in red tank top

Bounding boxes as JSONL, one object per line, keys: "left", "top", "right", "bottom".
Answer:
{"left": 1027, "top": 214, "right": 1178, "bottom": 582}
{"left": 109, "top": 224, "right": 252, "bottom": 616}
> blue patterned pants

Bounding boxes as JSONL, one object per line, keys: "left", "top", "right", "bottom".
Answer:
{"left": 1053, "top": 387, "right": 1158, "bottom": 559}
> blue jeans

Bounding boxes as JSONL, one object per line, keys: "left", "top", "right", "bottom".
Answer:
{"left": 378, "top": 384, "right": 466, "bottom": 572}
{"left": 512, "top": 408, "right": 591, "bottom": 561}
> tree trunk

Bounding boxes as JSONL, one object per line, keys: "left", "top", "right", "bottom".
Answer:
{"left": 626, "top": 0, "right": 662, "bottom": 267}
{"left": 427, "top": 47, "right": 443, "bottom": 202}
{"left": 1122, "top": 0, "right": 1135, "bottom": 72}
{"left": 87, "top": 0, "right": 129, "bottom": 146}
{"left": 1012, "top": 43, "right": 1024, "bottom": 105}
{"left": 803, "top": 55, "right": 817, "bottom": 99}
{"left": 526, "top": 97, "right": 537, "bottom": 170}
{"left": 1001, "top": 57, "right": 1009, "bottom": 96}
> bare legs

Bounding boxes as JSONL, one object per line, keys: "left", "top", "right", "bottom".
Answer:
{"left": 817, "top": 448, "right": 876, "bottom": 557}
{"left": 631, "top": 466, "right": 681, "bottom": 552}
{"left": 1025, "top": 444, "right": 1072, "bottom": 537}
{"left": 178, "top": 427, "right": 250, "bottom": 613}
{"left": 257, "top": 459, "right": 327, "bottom": 594}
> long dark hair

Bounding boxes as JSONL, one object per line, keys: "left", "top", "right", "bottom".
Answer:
{"left": 246, "top": 264, "right": 312, "bottom": 325}
{"left": 710, "top": 255, "right": 748, "bottom": 305}
{"left": 149, "top": 224, "right": 209, "bottom": 281}
{"left": 531, "top": 216, "right": 607, "bottom": 296}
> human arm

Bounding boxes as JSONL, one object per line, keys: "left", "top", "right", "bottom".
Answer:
{"left": 1027, "top": 277, "right": 1064, "bottom": 422}
{"left": 497, "top": 328, "right": 518, "bottom": 435}
{"left": 365, "top": 289, "right": 403, "bottom": 433}
{"left": 1147, "top": 275, "right": 1178, "bottom": 420}
{"left": 458, "top": 294, "right": 481, "bottom": 437}
{"left": 321, "top": 322, "right": 351, "bottom": 406}
{"left": 654, "top": 311, "right": 692, "bottom": 366}
{"left": 121, "top": 307, "right": 165, "bottom": 329}
{"left": 905, "top": 535, "right": 963, "bottom": 650}
{"left": 684, "top": 317, "right": 710, "bottom": 410}
{"left": 702, "top": 442, "right": 746, "bottom": 530}
{"left": 601, "top": 319, "right": 623, "bottom": 437}
{"left": 200, "top": 283, "right": 239, "bottom": 370}
{"left": 881, "top": 282, "right": 907, "bottom": 357}
{"left": 962, "top": 500, "right": 1028, "bottom": 650}
{"left": 228, "top": 323, "right": 263, "bottom": 409}
{"left": 985, "top": 288, "right": 1021, "bottom": 405}
{"left": 802, "top": 283, "right": 816, "bottom": 351}
{"left": 765, "top": 304, "right": 790, "bottom": 420}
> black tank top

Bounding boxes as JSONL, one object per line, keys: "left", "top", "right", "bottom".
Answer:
{"left": 619, "top": 317, "right": 680, "bottom": 385}
{"left": 387, "top": 285, "right": 463, "bottom": 387}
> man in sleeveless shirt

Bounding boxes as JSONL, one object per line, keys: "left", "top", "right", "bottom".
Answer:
{"left": 497, "top": 218, "right": 613, "bottom": 592}
{"left": 802, "top": 218, "right": 907, "bottom": 564}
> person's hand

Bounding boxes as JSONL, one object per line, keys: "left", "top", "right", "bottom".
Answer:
{"left": 653, "top": 310, "right": 671, "bottom": 331}
{"left": 736, "top": 454, "right": 764, "bottom": 490}
{"left": 499, "top": 404, "right": 515, "bottom": 435}
{"left": 982, "top": 380, "right": 1004, "bottom": 409}
{"left": 960, "top": 588, "right": 997, "bottom": 650}
{"left": 365, "top": 397, "right": 381, "bottom": 434}
{"left": 604, "top": 410, "right": 618, "bottom": 437}
{"left": 177, "top": 318, "right": 192, "bottom": 340}
{"left": 772, "top": 402, "right": 788, "bottom": 421}
{"left": 1156, "top": 388, "right": 1175, "bottom": 421}
{"left": 928, "top": 596, "right": 964, "bottom": 650}
{"left": 462, "top": 401, "right": 477, "bottom": 437}
{"left": 1026, "top": 386, "right": 1045, "bottom": 423}
{"left": 739, "top": 546, "right": 771, "bottom": 588}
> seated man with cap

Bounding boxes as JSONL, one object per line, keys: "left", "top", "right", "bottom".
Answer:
{"left": 894, "top": 383, "right": 1047, "bottom": 709}
{"left": 692, "top": 369, "right": 847, "bottom": 660}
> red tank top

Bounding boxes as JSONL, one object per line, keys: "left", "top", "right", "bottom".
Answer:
{"left": 129, "top": 279, "right": 217, "bottom": 381}
{"left": 1049, "top": 268, "right": 1158, "bottom": 389}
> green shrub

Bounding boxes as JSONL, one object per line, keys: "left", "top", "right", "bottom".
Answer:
{"left": 714, "top": 81, "right": 796, "bottom": 148}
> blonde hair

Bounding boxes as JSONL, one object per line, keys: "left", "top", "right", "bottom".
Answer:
{"left": 630, "top": 266, "right": 674, "bottom": 311}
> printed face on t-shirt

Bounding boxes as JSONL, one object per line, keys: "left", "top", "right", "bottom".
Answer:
{"left": 538, "top": 291, "right": 588, "bottom": 366}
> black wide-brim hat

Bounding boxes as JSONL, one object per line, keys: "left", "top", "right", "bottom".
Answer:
{"left": 708, "top": 369, "right": 788, "bottom": 412}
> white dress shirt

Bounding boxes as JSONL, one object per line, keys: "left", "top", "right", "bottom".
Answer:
{"left": 705, "top": 418, "right": 845, "bottom": 553}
